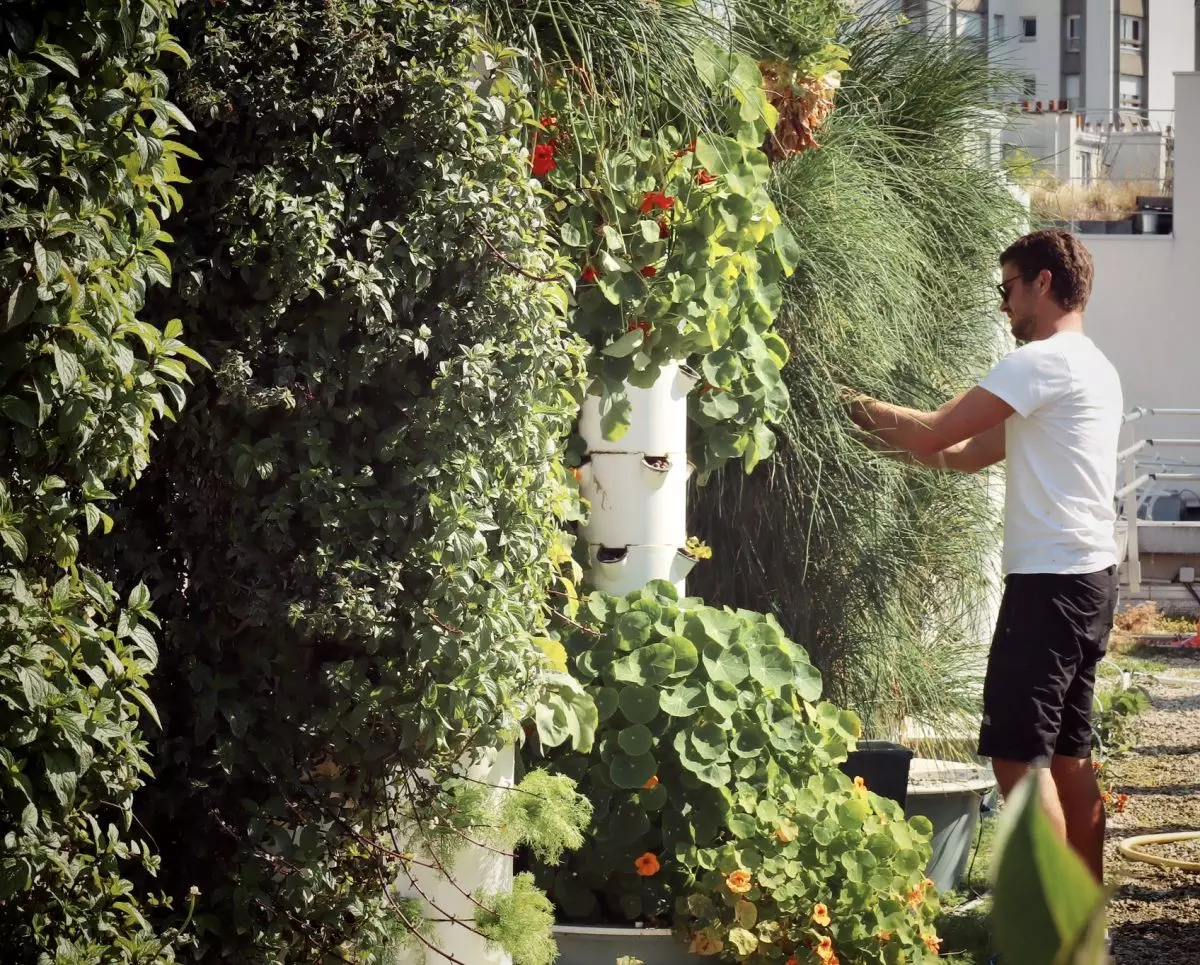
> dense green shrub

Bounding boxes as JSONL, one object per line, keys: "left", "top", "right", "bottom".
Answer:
{"left": 0, "top": 0, "right": 201, "bottom": 958}
{"left": 92, "top": 0, "right": 590, "bottom": 958}
{"left": 532, "top": 584, "right": 941, "bottom": 963}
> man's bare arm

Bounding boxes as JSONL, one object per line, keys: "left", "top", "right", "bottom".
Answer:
{"left": 854, "top": 422, "right": 1005, "bottom": 472}
{"left": 848, "top": 387, "right": 1014, "bottom": 458}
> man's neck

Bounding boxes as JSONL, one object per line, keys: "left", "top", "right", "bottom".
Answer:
{"left": 1030, "top": 310, "right": 1084, "bottom": 341}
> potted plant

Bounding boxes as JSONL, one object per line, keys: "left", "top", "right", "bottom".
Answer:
{"left": 527, "top": 583, "right": 945, "bottom": 964}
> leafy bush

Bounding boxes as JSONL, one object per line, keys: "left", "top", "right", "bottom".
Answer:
{"left": 532, "top": 584, "right": 941, "bottom": 964}
{"left": 0, "top": 0, "right": 200, "bottom": 957}
{"left": 92, "top": 0, "right": 590, "bottom": 957}
{"left": 531, "top": 44, "right": 800, "bottom": 480}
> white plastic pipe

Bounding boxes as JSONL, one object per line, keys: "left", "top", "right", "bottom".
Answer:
{"left": 579, "top": 364, "right": 696, "bottom": 596}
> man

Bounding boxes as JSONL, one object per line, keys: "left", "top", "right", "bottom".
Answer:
{"left": 846, "top": 228, "right": 1123, "bottom": 887}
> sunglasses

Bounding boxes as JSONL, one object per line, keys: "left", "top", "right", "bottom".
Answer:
{"left": 996, "top": 277, "right": 1020, "bottom": 302}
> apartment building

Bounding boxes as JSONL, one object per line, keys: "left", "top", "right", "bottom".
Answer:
{"left": 890, "top": 1, "right": 1196, "bottom": 121}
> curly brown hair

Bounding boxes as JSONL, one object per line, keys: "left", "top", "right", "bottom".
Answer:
{"left": 1000, "top": 228, "right": 1094, "bottom": 311}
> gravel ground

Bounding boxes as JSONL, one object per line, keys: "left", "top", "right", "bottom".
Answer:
{"left": 1104, "top": 650, "right": 1200, "bottom": 965}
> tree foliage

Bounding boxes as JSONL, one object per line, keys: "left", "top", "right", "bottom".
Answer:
{"left": 0, "top": 0, "right": 200, "bottom": 957}
{"left": 94, "top": 0, "right": 588, "bottom": 958}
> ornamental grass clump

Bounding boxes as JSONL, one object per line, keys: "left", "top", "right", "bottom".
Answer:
{"left": 531, "top": 583, "right": 942, "bottom": 964}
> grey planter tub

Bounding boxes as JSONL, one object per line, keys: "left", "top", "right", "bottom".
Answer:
{"left": 904, "top": 758, "right": 996, "bottom": 893}
{"left": 553, "top": 925, "right": 697, "bottom": 965}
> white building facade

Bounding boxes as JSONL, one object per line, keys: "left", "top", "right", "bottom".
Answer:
{"left": 888, "top": 0, "right": 1196, "bottom": 121}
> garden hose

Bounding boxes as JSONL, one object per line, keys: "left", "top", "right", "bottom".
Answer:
{"left": 1118, "top": 831, "right": 1200, "bottom": 871}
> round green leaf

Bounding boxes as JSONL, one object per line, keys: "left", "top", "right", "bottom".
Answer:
{"left": 665, "top": 634, "right": 699, "bottom": 678}
{"left": 610, "top": 752, "right": 657, "bottom": 789}
{"left": 660, "top": 682, "right": 706, "bottom": 717}
{"left": 747, "top": 641, "right": 795, "bottom": 689}
{"left": 593, "top": 686, "right": 619, "bottom": 722}
{"left": 689, "top": 720, "right": 729, "bottom": 762}
{"left": 702, "top": 640, "right": 749, "bottom": 685}
{"left": 618, "top": 723, "right": 654, "bottom": 756}
{"left": 639, "top": 782, "right": 668, "bottom": 811}
{"left": 611, "top": 643, "right": 676, "bottom": 685}
{"left": 614, "top": 611, "right": 653, "bottom": 649}
{"left": 705, "top": 679, "right": 739, "bottom": 718}
{"left": 618, "top": 683, "right": 660, "bottom": 724}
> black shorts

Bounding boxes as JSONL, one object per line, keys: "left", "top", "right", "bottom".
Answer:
{"left": 978, "top": 566, "right": 1118, "bottom": 763}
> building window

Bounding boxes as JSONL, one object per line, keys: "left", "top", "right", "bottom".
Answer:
{"left": 1120, "top": 15, "right": 1143, "bottom": 49}
{"left": 1020, "top": 16, "right": 1037, "bottom": 40}
{"left": 993, "top": 13, "right": 1005, "bottom": 38}
{"left": 1119, "top": 73, "right": 1144, "bottom": 108}
{"left": 1064, "top": 74, "right": 1081, "bottom": 108}
{"left": 1023, "top": 76, "right": 1038, "bottom": 97}
{"left": 1080, "top": 151, "right": 1094, "bottom": 186}
{"left": 1065, "top": 15, "right": 1081, "bottom": 51}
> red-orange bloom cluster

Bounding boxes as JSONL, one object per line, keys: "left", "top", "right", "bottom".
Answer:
{"left": 639, "top": 265, "right": 658, "bottom": 278}
{"left": 639, "top": 190, "right": 675, "bottom": 213}
{"left": 695, "top": 168, "right": 717, "bottom": 185}
{"left": 532, "top": 140, "right": 557, "bottom": 177}
{"left": 580, "top": 265, "right": 599, "bottom": 283}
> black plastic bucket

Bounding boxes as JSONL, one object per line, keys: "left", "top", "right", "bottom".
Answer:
{"left": 840, "top": 740, "right": 914, "bottom": 809}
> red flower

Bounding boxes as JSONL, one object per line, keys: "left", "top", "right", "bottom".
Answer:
{"left": 627, "top": 320, "right": 650, "bottom": 336}
{"left": 672, "top": 139, "right": 697, "bottom": 158}
{"left": 639, "top": 191, "right": 675, "bottom": 214}
{"left": 531, "top": 141, "right": 557, "bottom": 177}
{"left": 657, "top": 217, "right": 670, "bottom": 237}
{"left": 580, "top": 265, "right": 600, "bottom": 283}
{"left": 695, "top": 168, "right": 717, "bottom": 185}
{"left": 540, "top": 115, "right": 558, "bottom": 129}
{"left": 639, "top": 265, "right": 657, "bottom": 278}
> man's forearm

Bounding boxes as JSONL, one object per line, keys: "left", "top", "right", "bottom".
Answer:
{"left": 849, "top": 398, "right": 943, "bottom": 456}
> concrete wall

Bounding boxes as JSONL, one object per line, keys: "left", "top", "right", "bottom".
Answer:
{"left": 1085, "top": 0, "right": 1119, "bottom": 118}
{"left": 1083, "top": 73, "right": 1200, "bottom": 447}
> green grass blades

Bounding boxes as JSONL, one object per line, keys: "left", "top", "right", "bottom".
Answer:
{"left": 990, "top": 773, "right": 1108, "bottom": 965}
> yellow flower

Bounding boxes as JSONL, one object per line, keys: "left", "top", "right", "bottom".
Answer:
{"left": 688, "top": 930, "right": 724, "bottom": 955}
{"left": 634, "top": 852, "right": 660, "bottom": 877}
{"left": 812, "top": 903, "right": 831, "bottom": 927}
{"left": 643, "top": 774, "right": 660, "bottom": 789}
{"left": 853, "top": 776, "right": 867, "bottom": 791}
{"left": 725, "top": 869, "right": 753, "bottom": 894}
{"left": 817, "top": 936, "right": 837, "bottom": 962}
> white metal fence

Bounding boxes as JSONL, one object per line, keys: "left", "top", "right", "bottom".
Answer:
{"left": 1115, "top": 407, "right": 1200, "bottom": 596}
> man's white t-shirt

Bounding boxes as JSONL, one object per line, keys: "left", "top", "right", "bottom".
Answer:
{"left": 978, "top": 331, "right": 1123, "bottom": 575}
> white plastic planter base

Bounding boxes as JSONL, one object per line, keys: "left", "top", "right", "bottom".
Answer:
{"left": 553, "top": 925, "right": 699, "bottom": 965}
{"left": 579, "top": 452, "right": 689, "bottom": 548}
{"left": 391, "top": 745, "right": 514, "bottom": 965}
{"left": 587, "top": 544, "right": 696, "bottom": 595}
{"left": 578, "top": 364, "right": 696, "bottom": 455}
{"left": 904, "top": 757, "right": 996, "bottom": 893}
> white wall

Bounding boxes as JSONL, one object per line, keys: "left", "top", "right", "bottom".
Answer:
{"left": 1146, "top": 0, "right": 1197, "bottom": 114}
{"left": 1083, "top": 73, "right": 1200, "bottom": 445}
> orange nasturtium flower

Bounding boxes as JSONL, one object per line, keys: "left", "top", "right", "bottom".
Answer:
{"left": 643, "top": 775, "right": 660, "bottom": 790}
{"left": 817, "top": 936, "right": 836, "bottom": 962}
{"left": 688, "top": 931, "right": 724, "bottom": 955}
{"left": 634, "top": 852, "right": 660, "bottom": 877}
{"left": 775, "top": 819, "right": 797, "bottom": 843}
{"left": 878, "top": 930, "right": 893, "bottom": 943}
{"left": 725, "top": 869, "right": 753, "bottom": 894}
{"left": 812, "top": 903, "right": 831, "bottom": 927}
{"left": 785, "top": 958, "right": 799, "bottom": 965}
{"left": 923, "top": 931, "right": 942, "bottom": 953}
{"left": 853, "top": 776, "right": 868, "bottom": 793}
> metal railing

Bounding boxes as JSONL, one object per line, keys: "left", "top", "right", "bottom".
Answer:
{"left": 1115, "top": 407, "right": 1200, "bottom": 593}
